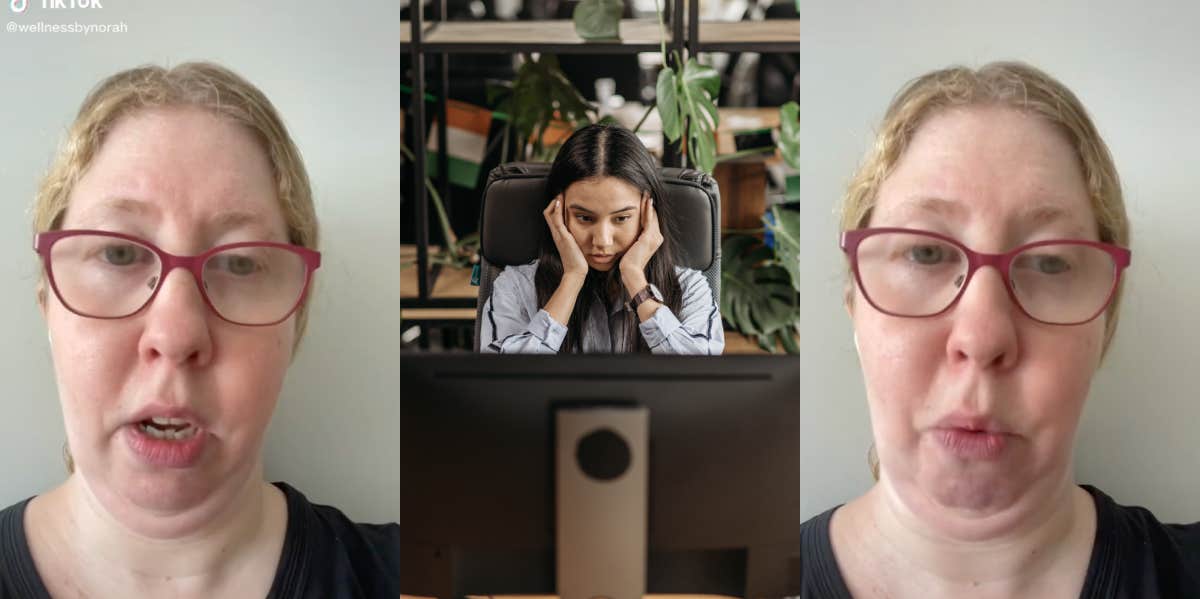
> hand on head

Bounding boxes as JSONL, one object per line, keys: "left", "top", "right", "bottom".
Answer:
{"left": 618, "top": 194, "right": 662, "bottom": 276}
{"left": 544, "top": 194, "right": 589, "bottom": 278}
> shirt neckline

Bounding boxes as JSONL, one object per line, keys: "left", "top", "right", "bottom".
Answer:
{"left": 0, "top": 482, "right": 307, "bottom": 599}
{"left": 805, "top": 485, "right": 1117, "bottom": 598}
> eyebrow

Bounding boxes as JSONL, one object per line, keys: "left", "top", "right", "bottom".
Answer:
{"left": 567, "top": 204, "right": 637, "bottom": 216}
{"left": 81, "top": 197, "right": 273, "bottom": 233}
{"left": 887, "top": 196, "right": 965, "bottom": 220}
{"left": 1017, "top": 203, "right": 1070, "bottom": 226}
{"left": 890, "top": 196, "right": 1074, "bottom": 225}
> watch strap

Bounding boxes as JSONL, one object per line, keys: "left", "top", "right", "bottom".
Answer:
{"left": 625, "top": 285, "right": 658, "bottom": 312}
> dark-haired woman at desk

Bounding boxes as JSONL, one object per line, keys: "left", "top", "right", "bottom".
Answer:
{"left": 480, "top": 124, "right": 724, "bottom": 355}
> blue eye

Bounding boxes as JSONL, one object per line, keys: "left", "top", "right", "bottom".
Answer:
{"left": 100, "top": 243, "right": 152, "bottom": 266}
{"left": 906, "top": 245, "right": 946, "bottom": 265}
{"left": 103, "top": 244, "right": 139, "bottom": 266}
{"left": 210, "top": 254, "right": 262, "bottom": 276}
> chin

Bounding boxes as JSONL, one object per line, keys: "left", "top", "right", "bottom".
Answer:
{"left": 588, "top": 262, "right": 615, "bottom": 272}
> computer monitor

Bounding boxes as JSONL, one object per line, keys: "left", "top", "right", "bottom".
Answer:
{"left": 400, "top": 353, "right": 799, "bottom": 597}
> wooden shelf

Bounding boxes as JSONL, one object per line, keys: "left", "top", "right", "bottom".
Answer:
{"left": 696, "top": 20, "right": 799, "bottom": 52}
{"left": 417, "top": 19, "right": 672, "bottom": 54}
{"left": 403, "top": 19, "right": 798, "bottom": 53}
{"left": 402, "top": 21, "right": 433, "bottom": 48}
{"left": 401, "top": 307, "right": 477, "bottom": 321}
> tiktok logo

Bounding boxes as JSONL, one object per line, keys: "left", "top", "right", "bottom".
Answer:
{"left": 10, "top": 0, "right": 28, "bottom": 14}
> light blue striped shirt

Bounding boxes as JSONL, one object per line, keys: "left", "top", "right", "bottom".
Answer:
{"left": 480, "top": 262, "right": 724, "bottom": 355}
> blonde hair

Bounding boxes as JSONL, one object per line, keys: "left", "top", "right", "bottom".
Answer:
{"left": 845, "top": 62, "right": 1129, "bottom": 480}
{"left": 34, "top": 61, "right": 320, "bottom": 345}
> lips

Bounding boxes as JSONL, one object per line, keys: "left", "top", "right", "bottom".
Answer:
{"left": 128, "top": 405, "right": 205, "bottom": 430}
{"left": 123, "top": 404, "right": 210, "bottom": 468}
{"left": 930, "top": 413, "right": 1013, "bottom": 460}
{"left": 933, "top": 414, "right": 1008, "bottom": 435}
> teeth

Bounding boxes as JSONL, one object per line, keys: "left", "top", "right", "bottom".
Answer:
{"left": 139, "top": 422, "right": 197, "bottom": 441}
{"left": 150, "top": 416, "right": 189, "bottom": 426}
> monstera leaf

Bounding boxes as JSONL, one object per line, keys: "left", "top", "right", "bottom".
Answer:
{"left": 656, "top": 53, "right": 721, "bottom": 172}
{"left": 766, "top": 205, "right": 800, "bottom": 293}
{"left": 778, "top": 101, "right": 799, "bottom": 170}
{"left": 573, "top": 0, "right": 622, "bottom": 40}
{"left": 721, "top": 234, "right": 799, "bottom": 353}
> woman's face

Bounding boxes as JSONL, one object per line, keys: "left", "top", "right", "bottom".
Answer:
{"left": 46, "top": 107, "right": 294, "bottom": 516}
{"left": 563, "top": 176, "right": 645, "bottom": 272}
{"left": 852, "top": 106, "right": 1105, "bottom": 518}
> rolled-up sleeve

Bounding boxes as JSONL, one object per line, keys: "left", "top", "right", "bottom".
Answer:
{"left": 480, "top": 265, "right": 566, "bottom": 354}
{"left": 637, "top": 269, "right": 725, "bottom": 355}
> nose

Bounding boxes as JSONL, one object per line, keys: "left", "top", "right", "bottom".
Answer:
{"left": 137, "top": 267, "right": 214, "bottom": 368}
{"left": 595, "top": 222, "right": 614, "bottom": 250}
{"left": 945, "top": 266, "right": 1019, "bottom": 370}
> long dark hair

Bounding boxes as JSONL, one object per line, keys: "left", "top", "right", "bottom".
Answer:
{"left": 535, "top": 124, "right": 684, "bottom": 353}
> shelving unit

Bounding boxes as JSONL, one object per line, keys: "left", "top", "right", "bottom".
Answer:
{"left": 418, "top": 19, "right": 671, "bottom": 53}
{"left": 402, "top": 4, "right": 799, "bottom": 343}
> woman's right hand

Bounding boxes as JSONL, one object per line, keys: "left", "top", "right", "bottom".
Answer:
{"left": 544, "top": 195, "right": 589, "bottom": 279}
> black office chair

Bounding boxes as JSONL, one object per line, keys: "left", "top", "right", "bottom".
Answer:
{"left": 473, "top": 162, "right": 721, "bottom": 352}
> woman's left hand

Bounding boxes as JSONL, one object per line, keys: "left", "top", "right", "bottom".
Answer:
{"left": 619, "top": 195, "right": 662, "bottom": 276}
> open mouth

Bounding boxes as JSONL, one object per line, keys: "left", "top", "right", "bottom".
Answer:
{"left": 137, "top": 417, "right": 199, "bottom": 441}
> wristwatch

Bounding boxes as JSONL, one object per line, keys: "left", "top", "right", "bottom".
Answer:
{"left": 624, "top": 284, "right": 663, "bottom": 312}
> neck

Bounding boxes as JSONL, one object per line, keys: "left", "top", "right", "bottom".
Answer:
{"left": 861, "top": 474, "right": 1093, "bottom": 592}
{"left": 60, "top": 468, "right": 275, "bottom": 583}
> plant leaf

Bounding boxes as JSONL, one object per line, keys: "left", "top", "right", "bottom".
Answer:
{"left": 778, "top": 100, "right": 800, "bottom": 170}
{"left": 779, "top": 329, "right": 799, "bottom": 354}
{"left": 677, "top": 57, "right": 721, "bottom": 172}
{"left": 689, "top": 122, "right": 716, "bottom": 172}
{"left": 657, "top": 67, "right": 681, "bottom": 141}
{"left": 720, "top": 234, "right": 799, "bottom": 346}
{"left": 765, "top": 205, "right": 800, "bottom": 293}
{"left": 682, "top": 58, "right": 721, "bottom": 99}
{"left": 573, "top": 0, "right": 623, "bottom": 41}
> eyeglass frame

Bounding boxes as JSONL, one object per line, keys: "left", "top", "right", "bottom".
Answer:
{"left": 34, "top": 229, "right": 322, "bottom": 326}
{"left": 839, "top": 227, "right": 1132, "bottom": 326}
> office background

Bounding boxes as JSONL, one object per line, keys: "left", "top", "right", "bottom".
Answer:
{"left": 801, "top": 1, "right": 1200, "bottom": 522}
{"left": 0, "top": 0, "right": 399, "bottom": 522}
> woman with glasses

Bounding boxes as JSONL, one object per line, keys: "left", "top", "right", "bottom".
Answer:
{"left": 0, "top": 63, "right": 397, "bottom": 598}
{"left": 800, "top": 62, "right": 1199, "bottom": 598}
{"left": 479, "top": 123, "right": 724, "bottom": 354}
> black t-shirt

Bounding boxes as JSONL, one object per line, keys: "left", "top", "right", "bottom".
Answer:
{"left": 0, "top": 482, "right": 399, "bottom": 598}
{"left": 801, "top": 485, "right": 1200, "bottom": 598}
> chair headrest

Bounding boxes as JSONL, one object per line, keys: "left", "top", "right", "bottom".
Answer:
{"left": 479, "top": 162, "right": 719, "bottom": 270}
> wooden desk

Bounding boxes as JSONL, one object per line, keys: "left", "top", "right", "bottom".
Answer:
{"left": 400, "top": 246, "right": 479, "bottom": 301}
{"left": 724, "top": 331, "right": 795, "bottom": 354}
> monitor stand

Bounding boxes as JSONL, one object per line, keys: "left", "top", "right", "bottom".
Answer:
{"left": 556, "top": 405, "right": 649, "bottom": 599}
